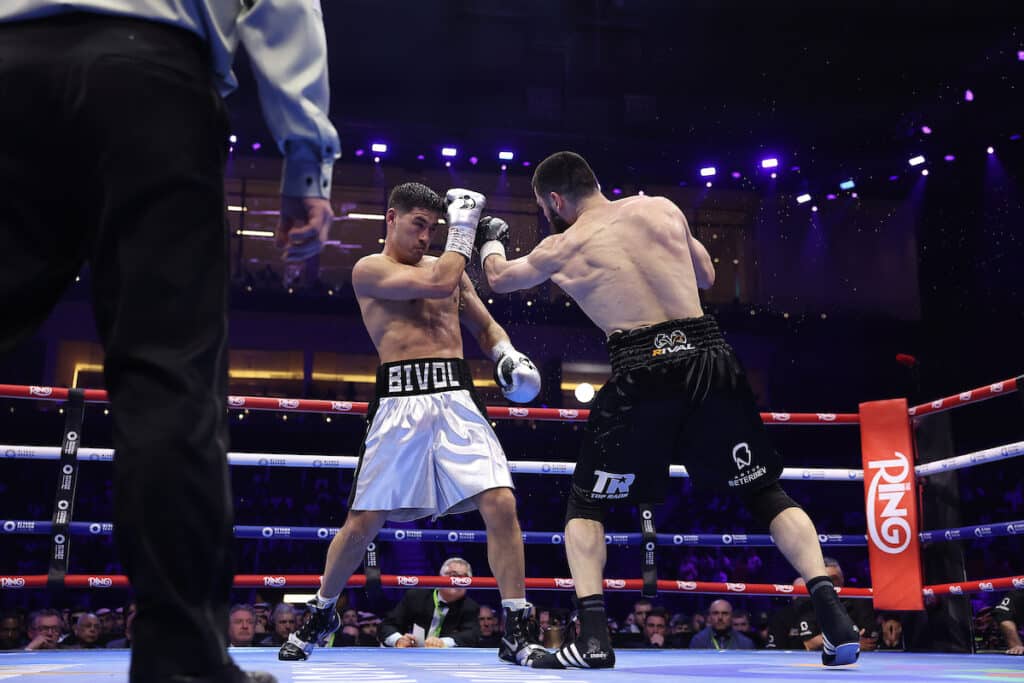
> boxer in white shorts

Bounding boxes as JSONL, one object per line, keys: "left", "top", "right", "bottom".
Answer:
{"left": 279, "top": 182, "right": 546, "bottom": 667}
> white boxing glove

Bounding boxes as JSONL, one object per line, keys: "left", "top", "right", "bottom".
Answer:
{"left": 491, "top": 340, "right": 541, "bottom": 403}
{"left": 444, "top": 188, "right": 486, "bottom": 259}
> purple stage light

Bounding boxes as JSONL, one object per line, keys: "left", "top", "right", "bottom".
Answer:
{"left": 770, "top": 172, "right": 777, "bottom": 179}
{"left": 705, "top": 181, "right": 713, "bottom": 188}
{"left": 811, "top": 205, "right": 818, "bottom": 213}
{"left": 444, "top": 161, "right": 451, "bottom": 168}
{"left": 700, "top": 166, "right": 716, "bottom": 177}
{"left": 251, "top": 142, "right": 261, "bottom": 151}
{"left": 469, "top": 156, "right": 479, "bottom": 165}
{"left": 986, "top": 146, "right": 995, "bottom": 155}
{"left": 371, "top": 143, "right": 388, "bottom": 153}
{"left": 498, "top": 150, "right": 515, "bottom": 161}
{"left": 416, "top": 154, "right": 425, "bottom": 160}
{"left": 921, "top": 169, "right": 929, "bottom": 176}
{"left": 964, "top": 89, "right": 974, "bottom": 102}
{"left": 944, "top": 154, "right": 956, "bottom": 162}
{"left": 921, "top": 125, "right": 932, "bottom": 135}
{"left": 889, "top": 175, "right": 899, "bottom": 181}
{"left": 354, "top": 148, "right": 365, "bottom": 157}
{"left": 760, "top": 157, "right": 779, "bottom": 169}
{"left": 500, "top": 164, "right": 507, "bottom": 171}
{"left": 612, "top": 187, "right": 623, "bottom": 195}
{"left": 373, "top": 156, "right": 380, "bottom": 164}
{"left": 441, "top": 147, "right": 457, "bottom": 158}
{"left": 790, "top": 165, "right": 801, "bottom": 172}
{"left": 522, "top": 161, "right": 531, "bottom": 167}
{"left": 731, "top": 171, "right": 742, "bottom": 179}
{"left": 1018, "top": 50, "right": 1024, "bottom": 62}
{"left": 826, "top": 194, "right": 837, "bottom": 200}
{"left": 1010, "top": 134, "right": 1022, "bottom": 141}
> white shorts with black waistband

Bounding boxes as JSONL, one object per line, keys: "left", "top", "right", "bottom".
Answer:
{"left": 349, "top": 389, "right": 513, "bottom": 522}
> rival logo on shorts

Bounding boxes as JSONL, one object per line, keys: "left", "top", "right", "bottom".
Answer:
{"left": 606, "top": 579, "right": 626, "bottom": 589}
{"left": 866, "top": 450, "right": 914, "bottom": 555}
{"left": 29, "top": 386, "right": 53, "bottom": 397}
{"left": 263, "top": 576, "right": 287, "bottom": 588}
{"left": 508, "top": 407, "right": 529, "bottom": 418}
{"left": 331, "top": 401, "right": 353, "bottom": 412}
{"left": 228, "top": 396, "right": 245, "bottom": 407}
{"left": 88, "top": 577, "right": 113, "bottom": 588}
{"left": 397, "top": 576, "right": 419, "bottom": 587}
{"left": 726, "top": 583, "right": 746, "bottom": 593}
{"left": 450, "top": 576, "right": 472, "bottom": 587}
{"left": 1, "top": 577, "right": 26, "bottom": 588}
{"left": 676, "top": 581, "right": 698, "bottom": 591}
{"left": 590, "top": 470, "right": 635, "bottom": 500}
{"left": 651, "top": 330, "right": 695, "bottom": 357}
{"left": 554, "top": 578, "right": 575, "bottom": 589}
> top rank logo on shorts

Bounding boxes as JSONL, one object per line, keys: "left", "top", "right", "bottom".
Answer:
{"left": 652, "top": 330, "right": 695, "bottom": 357}
{"left": 591, "top": 470, "right": 635, "bottom": 500}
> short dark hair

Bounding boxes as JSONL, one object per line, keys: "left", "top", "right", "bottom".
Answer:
{"left": 388, "top": 182, "right": 445, "bottom": 215}
{"left": 732, "top": 609, "right": 749, "bottom": 620}
{"left": 531, "top": 151, "right": 600, "bottom": 200}
{"left": 646, "top": 607, "right": 668, "bottom": 623}
{"left": 28, "top": 608, "right": 62, "bottom": 630}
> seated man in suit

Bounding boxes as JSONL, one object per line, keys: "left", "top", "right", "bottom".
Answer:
{"left": 380, "top": 558, "right": 480, "bottom": 648}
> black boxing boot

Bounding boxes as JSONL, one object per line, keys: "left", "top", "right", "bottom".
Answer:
{"left": 806, "top": 576, "right": 860, "bottom": 666}
{"left": 531, "top": 594, "right": 615, "bottom": 669}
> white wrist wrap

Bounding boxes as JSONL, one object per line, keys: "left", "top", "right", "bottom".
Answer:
{"left": 490, "top": 340, "right": 515, "bottom": 362}
{"left": 444, "top": 224, "right": 476, "bottom": 259}
{"left": 479, "top": 240, "right": 506, "bottom": 264}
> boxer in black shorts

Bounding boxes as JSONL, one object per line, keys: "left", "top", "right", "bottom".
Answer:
{"left": 576, "top": 316, "right": 781, "bottom": 509}
{"left": 479, "top": 151, "right": 861, "bottom": 670}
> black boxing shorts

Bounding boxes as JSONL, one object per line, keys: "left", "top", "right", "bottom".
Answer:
{"left": 571, "top": 315, "right": 783, "bottom": 508}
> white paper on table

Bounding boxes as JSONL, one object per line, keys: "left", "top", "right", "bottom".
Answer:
{"left": 412, "top": 624, "right": 425, "bottom": 646}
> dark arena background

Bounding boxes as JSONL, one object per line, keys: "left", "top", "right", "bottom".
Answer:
{"left": 1, "top": 3, "right": 1022, "bottom": 682}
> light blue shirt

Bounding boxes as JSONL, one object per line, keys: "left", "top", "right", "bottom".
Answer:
{"left": 0, "top": 0, "right": 340, "bottom": 198}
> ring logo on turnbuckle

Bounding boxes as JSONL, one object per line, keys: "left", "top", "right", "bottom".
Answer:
{"left": 651, "top": 330, "right": 694, "bottom": 357}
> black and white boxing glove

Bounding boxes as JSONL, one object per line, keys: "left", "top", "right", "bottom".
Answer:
{"left": 491, "top": 340, "right": 541, "bottom": 403}
{"left": 476, "top": 215, "right": 510, "bottom": 265}
{"left": 444, "top": 188, "right": 486, "bottom": 260}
